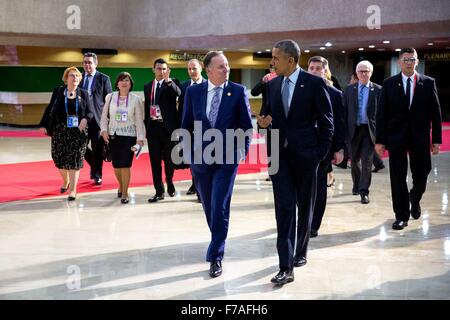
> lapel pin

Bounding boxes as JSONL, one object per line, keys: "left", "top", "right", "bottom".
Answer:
{"left": 398, "top": 83, "right": 402, "bottom": 86}
{"left": 370, "top": 88, "right": 374, "bottom": 91}
{"left": 227, "top": 92, "right": 231, "bottom": 96}
{"left": 300, "top": 84, "right": 304, "bottom": 88}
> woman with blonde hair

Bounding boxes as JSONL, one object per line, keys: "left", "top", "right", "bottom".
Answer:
{"left": 39, "top": 66, "right": 93, "bottom": 200}
{"left": 100, "top": 72, "right": 145, "bottom": 204}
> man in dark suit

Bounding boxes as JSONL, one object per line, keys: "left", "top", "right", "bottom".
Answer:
{"left": 181, "top": 51, "right": 253, "bottom": 278}
{"left": 307, "top": 56, "right": 345, "bottom": 238}
{"left": 343, "top": 60, "right": 381, "bottom": 204}
{"left": 81, "top": 52, "right": 113, "bottom": 185}
{"left": 144, "top": 58, "right": 181, "bottom": 202}
{"left": 376, "top": 48, "right": 442, "bottom": 230}
{"left": 257, "top": 40, "right": 333, "bottom": 285}
{"left": 178, "top": 59, "right": 206, "bottom": 200}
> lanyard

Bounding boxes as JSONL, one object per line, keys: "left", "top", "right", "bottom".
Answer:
{"left": 116, "top": 92, "right": 129, "bottom": 108}
{"left": 64, "top": 87, "right": 79, "bottom": 116}
{"left": 150, "top": 80, "right": 160, "bottom": 105}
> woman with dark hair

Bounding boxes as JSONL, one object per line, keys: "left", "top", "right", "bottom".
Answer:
{"left": 100, "top": 72, "right": 145, "bottom": 203}
{"left": 39, "top": 66, "right": 93, "bottom": 200}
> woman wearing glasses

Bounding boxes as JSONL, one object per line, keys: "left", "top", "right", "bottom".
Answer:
{"left": 100, "top": 72, "right": 145, "bottom": 204}
{"left": 39, "top": 67, "right": 93, "bottom": 200}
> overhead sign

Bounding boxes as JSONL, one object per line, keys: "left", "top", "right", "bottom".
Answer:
{"left": 169, "top": 52, "right": 206, "bottom": 62}
{"left": 423, "top": 52, "right": 450, "bottom": 61}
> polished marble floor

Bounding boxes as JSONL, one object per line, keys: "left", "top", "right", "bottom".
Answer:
{"left": 0, "top": 129, "right": 449, "bottom": 300}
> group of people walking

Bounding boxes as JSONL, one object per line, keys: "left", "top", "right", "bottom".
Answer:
{"left": 39, "top": 41, "right": 442, "bottom": 285}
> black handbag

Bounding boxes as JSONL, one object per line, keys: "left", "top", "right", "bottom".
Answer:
{"left": 102, "top": 142, "right": 112, "bottom": 162}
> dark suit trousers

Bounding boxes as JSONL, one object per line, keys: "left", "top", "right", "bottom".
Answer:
{"left": 84, "top": 120, "right": 104, "bottom": 178}
{"left": 193, "top": 165, "right": 238, "bottom": 262}
{"left": 271, "top": 146, "right": 319, "bottom": 271}
{"left": 388, "top": 147, "right": 431, "bottom": 221}
{"left": 350, "top": 125, "right": 374, "bottom": 195}
{"left": 311, "top": 160, "right": 331, "bottom": 232}
{"left": 147, "top": 121, "right": 174, "bottom": 195}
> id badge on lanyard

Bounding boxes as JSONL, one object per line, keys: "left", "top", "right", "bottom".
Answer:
{"left": 67, "top": 116, "right": 79, "bottom": 128}
{"left": 115, "top": 93, "right": 129, "bottom": 122}
{"left": 65, "top": 88, "right": 79, "bottom": 128}
{"left": 149, "top": 80, "right": 163, "bottom": 120}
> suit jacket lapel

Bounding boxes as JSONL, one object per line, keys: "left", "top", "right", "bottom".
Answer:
{"left": 410, "top": 73, "right": 423, "bottom": 109}
{"left": 352, "top": 83, "right": 359, "bottom": 123}
{"left": 215, "top": 82, "right": 232, "bottom": 127}
{"left": 289, "top": 70, "right": 305, "bottom": 118}
{"left": 200, "top": 82, "right": 209, "bottom": 126}
{"left": 272, "top": 76, "right": 285, "bottom": 121}
{"left": 395, "top": 73, "right": 409, "bottom": 108}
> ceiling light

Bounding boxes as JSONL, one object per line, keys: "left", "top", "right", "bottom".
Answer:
{"left": 395, "top": 48, "right": 401, "bottom": 52}
{"left": 358, "top": 48, "right": 364, "bottom": 51}
{"left": 265, "top": 49, "right": 271, "bottom": 52}
{"left": 383, "top": 40, "right": 390, "bottom": 44}
{"left": 341, "top": 51, "right": 346, "bottom": 53}
{"left": 427, "top": 42, "right": 434, "bottom": 46}
{"left": 325, "top": 42, "right": 332, "bottom": 47}
{"left": 369, "top": 45, "right": 375, "bottom": 48}
{"left": 319, "top": 47, "right": 326, "bottom": 50}
{"left": 257, "top": 51, "right": 262, "bottom": 54}
{"left": 304, "top": 49, "right": 310, "bottom": 53}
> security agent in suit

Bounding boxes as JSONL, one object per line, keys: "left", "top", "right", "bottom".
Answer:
{"left": 181, "top": 51, "right": 253, "bottom": 278}
{"left": 376, "top": 48, "right": 442, "bottom": 230}
{"left": 144, "top": 58, "right": 181, "bottom": 202}
{"left": 257, "top": 40, "right": 333, "bottom": 285}
{"left": 343, "top": 60, "right": 381, "bottom": 204}
{"left": 81, "top": 52, "right": 113, "bottom": 185}
{"left": 307, "top": 56, "right": 345, "bottom": 238}
{"left": 178, "top": 59, "right": 206, "bottom": 200}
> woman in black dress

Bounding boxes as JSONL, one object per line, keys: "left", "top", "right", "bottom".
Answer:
{"left": 39, "top": 67, "right": 93, "bottom": 200}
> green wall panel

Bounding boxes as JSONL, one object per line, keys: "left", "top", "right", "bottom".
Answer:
{"left": 0, "top": 66, "right": 211, "bottom": 92}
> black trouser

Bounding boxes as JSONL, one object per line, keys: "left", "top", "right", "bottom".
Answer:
{"left": 147, "top": 121, "right": 174, "bottom": 195}
{"left": 388, "top": 146, "right": 431, "bottom": 222}
{"left": 350, "top": 125, "right": 374, "bottom": 195}
{"left": 311, "top": 160, "right": 331, "bottom": 232}
{"left": 84, "top": 120, "right": 104, "bottom": 179}
{"left": 271, "top": 146, "right": 319, "bottom": 271}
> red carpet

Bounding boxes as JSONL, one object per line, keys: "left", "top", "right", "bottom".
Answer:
{"left": 0, "top": 124, "right": 449, "bottom": 203}
{"left": 0, "top": 130, "right": 46, "bottom": 138}
{"left": 0, "top": 145, "right": 268, "bottom": 203}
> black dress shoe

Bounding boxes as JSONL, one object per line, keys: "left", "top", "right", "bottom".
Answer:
{"left": 352, "top": 189, "right": 359, "bottom": 195}
{"left": 372, "top": 164, "right": 385, "bottom": 173}
{"left": 197, "top": 195, "right": 202, "bottom": 203}
{"left": 265, "top": 177, "right": 271, "bottom": 181}
{"left": 310, "top": 229, "right": 318, "bottom": 238}
{"left": 94, "top": 177, "right": 102, "bottom": 185}
{"left": 361, "top": 194, "right": 370, "bottom": 204}
{"left": 410, "top": 204, "right": 422, "bottom": 220}
{"left": 270, "top": 269, "right": 294, "bottom": 285}
{"left": 392, "top": 220, "right": 408, "bottom": 230}
{"left": 186, "top": 185, "right": 196, "bottom": 195}
{"left": 209, "top": 260, "right": 222, "bottom": 278}
{"left": 167, "top": 184, "right": 176, "bottom": 197}
{"left": 293, "top": 256, "right": 307, "bottom": 267}
{"left": 148, "top": 194, "right": 164, "bottom": 203}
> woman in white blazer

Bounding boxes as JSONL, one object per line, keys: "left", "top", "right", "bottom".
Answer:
{"left": 101, "top": 72, "right": 145, "bottom": 203}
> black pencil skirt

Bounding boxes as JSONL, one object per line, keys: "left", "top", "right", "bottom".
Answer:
{"left": 109, "top": 135, "right": 137, "bottom": 168}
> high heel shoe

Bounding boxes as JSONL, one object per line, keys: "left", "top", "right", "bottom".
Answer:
{"left": 121, "top": 198, "right": 129, "bottom": 204}
{"left": 117, "top": 190, "right": 122, "bottom": 198}
{"left": 68, "top": 192, "right": 76, "bottom": 201}
{"left": 60, "top": 183, "right": 70, "bottom": 193}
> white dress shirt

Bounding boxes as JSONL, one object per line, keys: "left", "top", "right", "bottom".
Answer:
{"left": 401, "top": 72, "right": 416, "bottom": 107}
{"left": 83, "top": 70, "right": 97, "bottom": 95}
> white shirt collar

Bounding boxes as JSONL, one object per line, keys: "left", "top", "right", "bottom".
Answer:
{"left": 191, "top": 77, "right": 203, "bottom": 85}
{"left": 86, "top": 70, "right": 97, "bottom": 77}
{"left": 208, "top": 80, "right": 226, "bottom": 92}
{"left": 401, "top": 72, "right": 416, "bottom": 82}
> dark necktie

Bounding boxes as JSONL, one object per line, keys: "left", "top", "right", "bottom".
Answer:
{"left": 84, "top": 74, "right": 91, "bottom": 90}
{"left": 155, "top": 81, "right": 161, "bottom": 104}
{"left": 281, "top": 78, "right": 290, "bottom": 117}
{"left": 406, "top": 77, "right": 411, "bottom": 109}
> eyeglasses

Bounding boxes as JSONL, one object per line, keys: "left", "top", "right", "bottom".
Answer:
{"left": 357, "top": 70, "right": 371, "bottom": 74}
{"left": 401, "top": 58, "right": 417, "bottom": 63}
